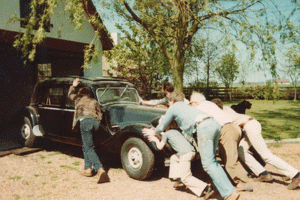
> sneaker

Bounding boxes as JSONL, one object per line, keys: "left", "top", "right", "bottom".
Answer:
{"left": 81, "top": 168, "right": 94, "bottom": 177}
{"left": 287, "top": 174, "right": 300, "bottom": 190}
{"left": 97, "top": 168, "right": 107, "bottom": 184}
{"left": 254, "top": 174, "right": 273, "bottom": 182}
{"left": 235, "top": 181, "right": 253, "bottom": 192}
{"left": 201, "top": 184, "right": 214, "bottom": 200}
{"left": 173, "top": 181, "right": 185, "bottom": 189}
{"left": 226, "top": 191, "right": 240, "bottom": 200}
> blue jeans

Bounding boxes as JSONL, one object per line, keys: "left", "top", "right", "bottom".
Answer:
{"left": 80, "top": 118, "right": 103, "bottom": 172}
{"left": 196, "top": 118, "right": 235, "bottom": 199}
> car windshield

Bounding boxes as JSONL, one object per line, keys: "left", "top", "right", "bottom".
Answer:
{"left": 96, "top": 86, "right": 140, "bottom": 105}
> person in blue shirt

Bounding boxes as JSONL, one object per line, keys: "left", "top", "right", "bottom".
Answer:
{"left": 148, "top": 116, "right": 213, "bottom": 199}
{"left": 143, "top": 91, "right": 239, "bottom": 200}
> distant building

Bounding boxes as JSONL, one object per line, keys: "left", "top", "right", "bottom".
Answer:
{"left": 275, "top": 79, "right": 290, "bottom": 85}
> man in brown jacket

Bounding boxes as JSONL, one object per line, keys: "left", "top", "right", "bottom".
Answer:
{"left": 68, "top": 78, "right": 106, "bottom": 183}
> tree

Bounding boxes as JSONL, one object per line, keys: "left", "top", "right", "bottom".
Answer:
{"left": 185, "top": 31, "right": 220, "bottom": 88}
{"left": 282, "top": 46, "right": 300, "bottom": 101}
{"left": 215, "top": 52, "right": 239, "bottom": 101}
{"left": 94, "top": 0, "right": 288, "bottom": 92}
{"left": 104, "top": 23, "right": 169, "bottom": 98}
{"left": 11, "top": 0, "right": 111, "bottom": 67}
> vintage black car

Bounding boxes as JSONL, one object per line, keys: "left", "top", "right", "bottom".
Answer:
{"left": 20, "top": 76, "right": 171, "bottom": 180}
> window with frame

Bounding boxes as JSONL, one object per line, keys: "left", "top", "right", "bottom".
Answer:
{"left": 20, "top": 0, "right": 51, "bottom": 32}
{"left": 97, "top": 87, "right": 139, "bottom": 105}
{"left": 42, "top": 87, "right": 63, "bottom": 107}
{"left": 37, "top": 63, "right": 52, "bottom": 82}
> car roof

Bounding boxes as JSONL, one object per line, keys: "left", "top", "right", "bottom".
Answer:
{"left": 38, "top": 76, "right": 136, "bottom": 88}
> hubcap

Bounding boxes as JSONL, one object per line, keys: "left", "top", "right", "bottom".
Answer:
{"left": 128, "top": 147, "right": 143, "bottom": 169}
{"left": 21, "top": 124, "right": 31, "bottom": 140}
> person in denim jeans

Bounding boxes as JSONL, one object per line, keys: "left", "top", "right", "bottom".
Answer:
{"left": 68, "top": 78, "right": 107, "bottom": 184}
{"left": 143, "top": 91, "right": 239, "bottom": 200}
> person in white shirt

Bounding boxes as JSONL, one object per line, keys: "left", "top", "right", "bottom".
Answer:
{"left": 212, "top": 98, "right": 300, "bottom": 190}
{"left": 190, "top": 92, "right": 253, "bottom": 192}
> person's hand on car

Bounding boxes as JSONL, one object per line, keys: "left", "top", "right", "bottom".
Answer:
{"left": 73, "top": 78, "right": 80, "bottom": 87}
{"left": 142, "top": 128, "right": 155, "bottom": 137}
{"left": 147, "top": 135, "right": 159, "bottom": 143}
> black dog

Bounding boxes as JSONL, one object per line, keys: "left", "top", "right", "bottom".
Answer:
{"left": 231, "top": 100, "right": 252, "bottom": 114}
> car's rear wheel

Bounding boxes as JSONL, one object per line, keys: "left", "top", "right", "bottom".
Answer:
{"left": 20, "top": 117, "right": 37, "bottom": 147}
{"left": 121, "top": 137, "right": 155, "bottom": 180}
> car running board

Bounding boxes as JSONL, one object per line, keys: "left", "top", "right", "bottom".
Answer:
{"left": 33, "top": 125, "right": 44, "bottom": 137}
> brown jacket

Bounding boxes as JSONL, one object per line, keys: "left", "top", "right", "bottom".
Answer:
{"left": 68, "top": 86, "right": 102, "bottom": 129}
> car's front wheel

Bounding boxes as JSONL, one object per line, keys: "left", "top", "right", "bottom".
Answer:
{"left": 20, "top": 117, "right": 37, "bottom": 147}
{"left": 121, "top": 137, "right": 155, "bottom": 180}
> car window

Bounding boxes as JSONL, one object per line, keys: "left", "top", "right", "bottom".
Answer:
{"left": 42, "top": 87, "right": 64, "bottom": 107}
{"left": 97, "top": 87, "right": 139, "bottom": 105}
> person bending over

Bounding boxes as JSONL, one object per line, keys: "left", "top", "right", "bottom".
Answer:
{"left": 212, "top": 98, "right": 300, "bottom": 190}
{"left": 68, "top": 78, "right": 107, "bottom": 184}
{"left": 190, "top": 92, "right": 253, "bottom": 192}
{"left": 143, "top": 91, "right": 239, "bottom": 200}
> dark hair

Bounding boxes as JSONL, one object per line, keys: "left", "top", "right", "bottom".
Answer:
{"left": 162, "top": 81, "right": 174, "bottom": 93}
{"left": 169, "top": 91, "right": 184, "bottom": 103}
{"left": 211, "top": 98, "right": 223, "bottom": 109}
{"left": 78, "top": 87, "right": 94, "bottom": 98}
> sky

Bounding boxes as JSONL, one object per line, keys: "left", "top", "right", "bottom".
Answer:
{"left": 92, "top": 0, "right": 298, "bottom": 83}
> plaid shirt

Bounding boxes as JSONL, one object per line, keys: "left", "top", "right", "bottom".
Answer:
{"left": 68, "top": 86, "right": 102, "bottom": 129}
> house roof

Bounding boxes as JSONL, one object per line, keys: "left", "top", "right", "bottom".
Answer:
{"left": 275, "top": 79, "right": 290, "bottom": 83}
{"left": 82, "top": 0, "right": 114, "bottom": 50}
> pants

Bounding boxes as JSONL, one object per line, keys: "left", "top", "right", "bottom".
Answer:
{"left": 219, "top": 123, "right": 250, "bottom": 184}
{"left": 169, "top": 152, "right": 207, "bottom": 197}
{"left": 196, "top": 118, "right": 235, "bottom": 199}
{"left": 80, "top": 118, "right": 103, "bottom": 172}
{"left": 239, "top": 119, "right": 298, "bottom": 178}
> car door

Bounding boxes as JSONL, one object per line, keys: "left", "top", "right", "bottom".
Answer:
{"left": 38, "top": 85, "right": 64, "bottom": 137}
{"left": 63, "top": 84, "right": 81, "bottom": 142}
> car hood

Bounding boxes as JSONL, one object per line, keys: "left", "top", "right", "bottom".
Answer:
{"left": 105, "top": 103, "right": 166, "bottom": 129}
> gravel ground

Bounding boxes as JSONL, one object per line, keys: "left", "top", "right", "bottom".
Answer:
{"left": 1, "top": 142, "right": 300, "bottom": 200}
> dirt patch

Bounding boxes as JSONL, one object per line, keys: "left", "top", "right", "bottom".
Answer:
{"left": 1, "top": 142, "right": 300, "bottom": 200}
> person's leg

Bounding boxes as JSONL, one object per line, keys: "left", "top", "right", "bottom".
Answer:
{"left": 238, "top": 137, "right": 266, "bottom": 176}
{"left": 219, "top": 123, "right": 250, "bottom": 185}
{"left": 244, "top": 120, "right": 299, "bottom": 179}
{"left": 179, "top": 152, "right": 207, "bottom": 197}
{"left": 80, "top": 119, "right": 103, "bottom": 172}
{"left": 169, "top": 154, "right": 181, "bottom": 179}
{"left": 197, "top": 119, "right": 236, "bottom": 199}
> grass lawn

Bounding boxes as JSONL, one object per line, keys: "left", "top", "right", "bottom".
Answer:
{"left": 224, "top": 100, "right": 300, "bottom": 140}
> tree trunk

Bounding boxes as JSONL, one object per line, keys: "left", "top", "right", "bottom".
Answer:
{"left": 294, "top": 86, "right": 297, "bottom": 101}
{"left": 170, "top": 56, "right": 184, "bottom": 92}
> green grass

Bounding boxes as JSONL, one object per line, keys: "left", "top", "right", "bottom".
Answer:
{"left": 72, "top": 161, "right": 80, "bottom": 166}
{"left": 224, "top": 100, "right": 300, "bottom": 140}
{"left": 59, "top": 165, "right": 77, "bottom": 170}
{"left": 9, "top": 176, "right": 22, "bottom": 180}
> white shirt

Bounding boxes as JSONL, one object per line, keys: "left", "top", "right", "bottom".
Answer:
{"left": 223, "top": 106, "right": 252, "bottom": 126}
{"left": 196, "top": 101, "right": 232, "bottom": 126}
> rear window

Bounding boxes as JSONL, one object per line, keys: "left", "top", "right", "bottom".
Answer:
{"left": 41, "top": 87, "right": 64, "bottom": 107}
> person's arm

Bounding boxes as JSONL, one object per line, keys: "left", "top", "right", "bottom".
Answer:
{"left": 94, "top": 101, "right": 103, "bottom": 121}
{"left": 141, "top": 97, "right": 168, "bottom": 106}
{"left": 154, "top": 106, "right": 175, "bottom": 134}
{"left": 68, "top": 78, "right": 80, "bottom": 101}
{"left": 148, "top": 135, "right": 166, "bottom": 150}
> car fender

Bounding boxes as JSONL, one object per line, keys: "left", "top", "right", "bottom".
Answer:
{"left": 23, "top": 106, "right": 43, "bottom": 136}
{"left": 98, "top": 123, "right": 173, "bottom": 158}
